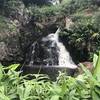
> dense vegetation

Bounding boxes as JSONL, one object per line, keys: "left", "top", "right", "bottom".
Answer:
{"left": 0, "top": 51, "right": 100, "bottom": 100}
{"left": 0, "top": 0, "right": 100, "bottom": 99}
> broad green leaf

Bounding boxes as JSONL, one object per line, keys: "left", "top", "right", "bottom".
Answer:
{"left": 8, "top": 64, "right": 20, "bottom": 71}
{"left": 4, "top": 64, "right": 20, "bottom": 71}
{"left": 50, "top": 95, "right": 59, "bottom": 100}
{"left": 24, "top": 82, "right": 32, "bottom": 99}
{"left": 93, "top": 54, "right": 98, "bottom": 68}
{"left": 94, "top": 85, "right": 100, "bottom": 95}
{"left": 0, "top": 86, "right": 4, "bottom": 93}
{"left": 92, "top": 91, "right": 100, "bottom": 100}
{"left": 0, "top": 93, "right": 10, "bottom": 100}
{"left": 17, "top": 86, "right": 24, "bottom": 100}
{"left": 69, "top": 89, "right": 76, "bottom": 100}
{"left": 49, "top": 85, "right": 62, "bottom": 95}
{"left": 93, "top": 51, "right": 100, "bottom": 80}
{"left": 0, "top": 66, "right": 3, "bottom": 80}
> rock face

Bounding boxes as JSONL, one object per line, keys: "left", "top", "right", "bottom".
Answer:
{"left": 78, "top": 62, "right": 93, "bottom": 74}
{"left": 0, "top": 1, "right": 30, "bottom": 65}
{"left": 0, "top": 32, "right": 24, "bottom": 65}
{"left": 0, "top": 42, "right": 8, "bottom": 61}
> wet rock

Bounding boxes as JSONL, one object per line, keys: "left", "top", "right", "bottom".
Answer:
{"left": 78, "top": 62, "right": 93, "bottom": 74}
{"left": 0, "top": 42, "right": 8, "bottom": 61}
{"left": 0, "top": 34, "right": 24, "bottom": 65}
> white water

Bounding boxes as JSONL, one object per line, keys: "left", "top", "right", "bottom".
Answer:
{"left": 57, "top": 42, "right": 77, "bottom": 68}
{"left": 28, "top": 28, "right": 77, "bottom": 69}
{"left": 45, "top": 28, "right": 77, "bottom": 69}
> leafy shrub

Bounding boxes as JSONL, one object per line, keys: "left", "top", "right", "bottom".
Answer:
{"left": 92, "top": 11, "right": 100, "bottom": 31}
{"left": 0, "top": 52, "right": 100, "bottom": 100}
{"left": 60, "top": 22, "right": 100, "bottom": 61}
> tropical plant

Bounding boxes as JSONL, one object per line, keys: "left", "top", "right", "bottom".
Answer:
{"left": 0, "top": 51, "right": 100, "bottom": 100}
{"left": 61, "top": 23, "right": 100, "bottom": 61}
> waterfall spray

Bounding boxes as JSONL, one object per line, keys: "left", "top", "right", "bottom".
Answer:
{"left": 28, "top": 28, "right": 77, "bottom": 69}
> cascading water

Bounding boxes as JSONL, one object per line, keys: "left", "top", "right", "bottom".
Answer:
{"left": 27, "top": 28, "right": 77, "bottom": 69}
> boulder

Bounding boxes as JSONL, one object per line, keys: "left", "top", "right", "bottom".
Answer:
{"left": 78, "top": 62, "right": 93, "bottom": 74}
{"left": 0, "top": 42, "right": 8, "bottom": 61}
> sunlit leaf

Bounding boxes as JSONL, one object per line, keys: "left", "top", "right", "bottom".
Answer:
{"left": 50, "top": 95, "right": 60, "bottom": 100}
{"left": 93, "top": 51, "right": 100, "bottom": 81}
{"left": 93, "top": 54, "right": 98, "bottom": 68}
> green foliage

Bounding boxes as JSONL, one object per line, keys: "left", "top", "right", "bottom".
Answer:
{"left": 0, "top": 52, "right": 100, "bottom": 100}
{"left": 4, "top": 0, "right": 25, "bottom": 17}
{"left": 60, "top": 0, "right": 96, "bottom": 15}
{"left": 92, "top": 11, "right": 100, "bottom": 31}
{"left": 69, "top": 0, "right": 94, "bottom": 9}
{"left": 30, "top": 0, "right": 93, "bottom": 16}
{"left": 0, "top": 15, "right": 19, "bottom": 42}
{"left": 0, "top": 16, "right": 8, "bottom": 32}
{"left": 0, "top": 4, "right": 100, "bottom": 100}
{"left": 61, "top": 23, "right": 100, "bottom": 60}
{"left": 79, "top": 51, "right": 100, "bottom": 100}
{"left": 93, "top": 51, "right": 100, "bottom": 80}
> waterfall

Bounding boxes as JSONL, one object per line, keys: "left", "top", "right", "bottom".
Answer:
{"left": 28, "top": 28, "right": 77, "bottom": 69}
{"left": 46, "top": 28, "right": 77, "bottom": 68}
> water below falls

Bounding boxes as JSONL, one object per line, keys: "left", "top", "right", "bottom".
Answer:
{"left": 28, "top": 29, "right": 77, "bottom": 69}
